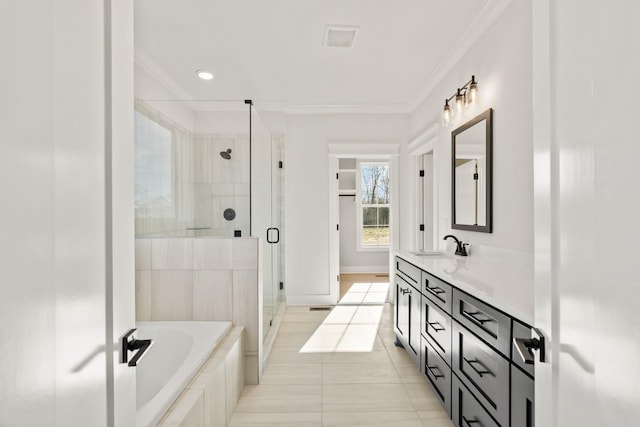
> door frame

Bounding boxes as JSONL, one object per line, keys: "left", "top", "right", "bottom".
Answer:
{"left": 328, "top": 142, "right": 399, "bottom": 305}
{"left": 408, "top": 122, "right": 440, "bottom": 252}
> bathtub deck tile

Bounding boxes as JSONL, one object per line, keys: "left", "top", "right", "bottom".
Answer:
{"left": 160, "top": 389, "right": 205, "bottom": 427}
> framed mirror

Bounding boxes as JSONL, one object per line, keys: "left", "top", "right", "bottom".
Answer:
{"left": 451, "top": 108, "right": 492, "bottom": 232}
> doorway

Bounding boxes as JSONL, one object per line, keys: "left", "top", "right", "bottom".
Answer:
{"left": 328, "top": 143, "right": 399, "bottom": 306}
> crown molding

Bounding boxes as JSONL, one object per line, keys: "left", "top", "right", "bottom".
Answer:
{"left": 283, "top": 103, "right": 411, "bottom": 115}
{"left": 135, "top": 49, "right": 195, "bottom": 101}
{"left": 407, "top": 0, "right": 513, "bottom": 112}
{"left": 328, "top": 142, "right": 399, "bottom": 157}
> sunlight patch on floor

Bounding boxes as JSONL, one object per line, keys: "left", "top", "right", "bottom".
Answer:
{"left": 300, "top": 281, "right": 389, "bottom": 353}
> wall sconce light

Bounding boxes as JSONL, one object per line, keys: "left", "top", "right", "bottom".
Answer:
{"left": 442, "top": 75, "right": 478, "bottom": 127}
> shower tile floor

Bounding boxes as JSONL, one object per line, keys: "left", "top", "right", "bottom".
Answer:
{"left": 228, "top": 276, "right": 453, "bottom": 427}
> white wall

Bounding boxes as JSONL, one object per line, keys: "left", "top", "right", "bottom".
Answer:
{"left": 408, "top": 0, "right": 533, "bottom": 255}
{"left": 339, "top": 197, "right": 389, "bottom": 273}
{"left": 285, "top": 114, "right": 408, "bottom": 304}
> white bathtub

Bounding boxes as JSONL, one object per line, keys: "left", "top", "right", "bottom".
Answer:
{"left": 136, "top": 321, "right": 232, "bottom": 427}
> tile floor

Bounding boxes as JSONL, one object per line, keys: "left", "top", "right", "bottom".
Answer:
{"left": 227, "top": 277, "right": 454, "bottom": 427}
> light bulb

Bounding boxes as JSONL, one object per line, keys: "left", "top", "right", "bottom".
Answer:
{"left": 468, "top": 76, "right": 478, "bottom": 104}
{"left": 455, "top": 89, "right": 464, "bottom": 114}
{"left": 442, "top": 101, "right": 451, "bottom": 126}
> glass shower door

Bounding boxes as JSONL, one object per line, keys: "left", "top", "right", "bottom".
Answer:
{"left": 250, "top": 107, "right": 284, "bottom": 340}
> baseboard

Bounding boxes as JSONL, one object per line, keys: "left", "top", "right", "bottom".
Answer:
{"left": 340, "top": 266, "right": 390, "bottom": 274}
{"left": 286, "top": 294, "right": 337, "bottom": 306}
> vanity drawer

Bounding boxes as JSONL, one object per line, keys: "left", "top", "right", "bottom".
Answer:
{"left": 422, "top": 336, "right": 452, "bottom": 417}
{"left": 421, "top": 294, "right": 452, "bottom": 364}
{"left": 452, "top": 322, "right": 510, "bottom": 427}
{"left": 396, "top": 256, "right": 421, "bottom": 285}
{"left": 512, "top": 320, "right": 535, "bottom": 377}
{"left": 452, "top": 375, "right": 499, "bottom": 427}
{"left": 422, "top": 271, "right": 453, "bottom": 313}
{"left": 453, "top": 289, "right": 512, "bottom": 356}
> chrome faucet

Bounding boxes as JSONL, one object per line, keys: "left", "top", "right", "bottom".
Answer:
{"left": 443, "top": 234, "right": 468, "bottom": 256}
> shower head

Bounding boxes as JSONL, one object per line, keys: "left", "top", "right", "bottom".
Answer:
{"left": 220, "top": 148, "right": 232, "bottom": 160}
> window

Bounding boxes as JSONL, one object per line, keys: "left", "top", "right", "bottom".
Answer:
{"left": 357, "top": 161, "right": 390, "bottom": 249}
{"left": 134, "top": 110, "right": 175, "bottom": 218}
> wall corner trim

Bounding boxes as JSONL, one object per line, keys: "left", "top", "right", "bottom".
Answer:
{"left": 408, "top": 123, "right": 439, "bottom": 156}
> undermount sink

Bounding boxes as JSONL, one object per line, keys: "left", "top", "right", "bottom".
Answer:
{"left": 409, "top": 251, "right": 448, "bottom": 257}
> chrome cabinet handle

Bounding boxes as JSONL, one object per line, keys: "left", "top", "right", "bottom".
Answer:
{"left": 428, "top": 321, "right": 445, "bottom": 332}
{"left": 463, "top": 357, "right": 493, "bottom": 378}
{"left": 426, "top": 365, "right": 444, "bottom": 379}
{"left": 462, "top": 416, "right": 482, "bottom": 426}
{"left": 462, "top": 310, "right": 492, "bottom": 325}
{"left": 122, "top": 329, "right": 154, "bottom": 367}
{"left": 427, "top": 285, "right": 445, "bottom": 294}
{"left": 401, "top": 287, "right": 411, "bottom": 295}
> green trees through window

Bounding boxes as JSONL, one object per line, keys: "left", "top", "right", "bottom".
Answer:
{"left": 360, "top": 162, "right": 390, "bottom": 247}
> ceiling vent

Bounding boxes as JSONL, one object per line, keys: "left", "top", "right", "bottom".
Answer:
{"left": 324, "top": 25, "right": 359, "bottom": 48}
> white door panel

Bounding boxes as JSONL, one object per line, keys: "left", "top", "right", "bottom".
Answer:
{"left": 534, "top": 1, "right": 640, "bottom": 425}
{"left": 0, "top": 2, "right": 135, "bottom": 426}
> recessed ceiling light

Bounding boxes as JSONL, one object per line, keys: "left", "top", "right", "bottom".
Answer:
{"left": 196, "top": 70, "right": 214, "bottom": 80}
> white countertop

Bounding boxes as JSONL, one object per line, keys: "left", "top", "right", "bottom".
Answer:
{"left": 395, "top": 247, "right": 534, "bottom": 325}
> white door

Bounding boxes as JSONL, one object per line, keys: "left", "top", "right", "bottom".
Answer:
{"left": 533, "top": 1, "right": 640, "bottom": 425}
{"left": 0, "top": 2, "right": 136, "bottom": 426}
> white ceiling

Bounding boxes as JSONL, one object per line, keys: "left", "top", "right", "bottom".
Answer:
{"left": 134, "top": 0, "right": 494, "bottom": 112}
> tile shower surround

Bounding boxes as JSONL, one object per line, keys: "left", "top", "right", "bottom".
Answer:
{"left": 135, "top": 237, "right": 261, "bottom": 384}
{"left": 134, "top": 132, "right": 252, "bottom": 238}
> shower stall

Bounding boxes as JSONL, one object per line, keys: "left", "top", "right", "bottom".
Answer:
{"left": 134, "top": 98, "right": 284, "bottom": 341}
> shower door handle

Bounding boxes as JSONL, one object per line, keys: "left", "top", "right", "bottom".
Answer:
{"left": 266, "top": 227, "right": 280, "bottom": 244}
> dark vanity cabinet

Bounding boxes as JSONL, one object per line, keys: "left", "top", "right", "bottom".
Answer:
{"left": 511, "top": 321, "right": 535, "bottom": 427}
{"left": 394, "top": 256, "right": 536, "bottom": 427}
{"left": 420, "top": 271, "right": 453, "bottom": 416}
{"left": 394, "top": 258, "right": 422, "bottom": 366}
{"left": 452, "top": 290, "right": 511, "bottom": 426}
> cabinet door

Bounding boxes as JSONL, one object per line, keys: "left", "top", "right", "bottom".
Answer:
{"left": 408, "top": 284, "right": 421, "bottom": 361}
{"left": 512, "top": 366, "right": 535, "bottom": 427}
{"left": 395, "top": 274, "right": 409, "bottom": 346}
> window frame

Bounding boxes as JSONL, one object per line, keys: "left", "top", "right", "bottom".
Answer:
{"left": 356, "top": 159, "right": 390, "bottom": 251}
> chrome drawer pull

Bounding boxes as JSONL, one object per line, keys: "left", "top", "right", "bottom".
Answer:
{"left": 427, "top": 285, "right": 445, "bottom": 294}
{"left": 401, "top": 287, "right": 411, "bottom": 295}
{"left": 428, "top": 321, "right": 445, "bottom": 332}
{"left": 427, "top": 365, "right": 445, "bottom": 379}
{"left": 463, "top": 357, "right": 494, "bottom": 378}
{"left": 462, "top": 416, "right": 483, "bottom": 426}
{"left": 462, "top": 310, "right": 493, "bottom": 325}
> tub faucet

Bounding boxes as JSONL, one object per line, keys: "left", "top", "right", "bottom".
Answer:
{"left": 443, "top": 234, "right": 468, "bottom": 256}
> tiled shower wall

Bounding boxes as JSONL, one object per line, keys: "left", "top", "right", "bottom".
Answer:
{"left": 135, "top": 237, "right": 261, "bottom": 384}
{"left": 192, "top": 134, "right": 251, "bottom": 238}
